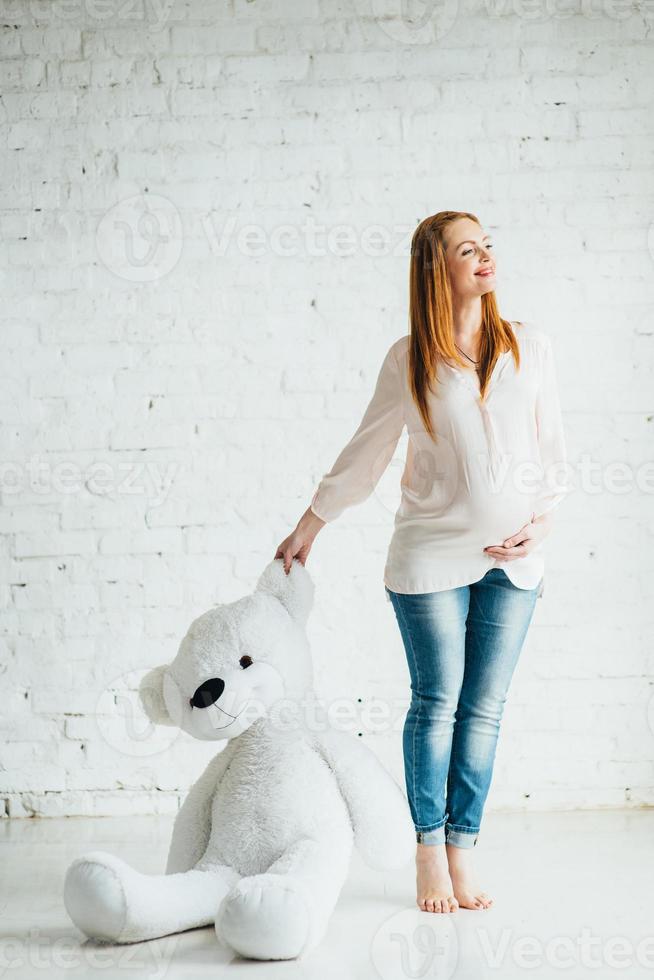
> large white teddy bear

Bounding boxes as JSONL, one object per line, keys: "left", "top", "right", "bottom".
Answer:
{"left": 64, "top": 557, "right": 414, "bottom": 960}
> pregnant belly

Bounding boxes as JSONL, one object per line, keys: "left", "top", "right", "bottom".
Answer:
{"left": 392, "top": 491, "right": 536, "bottom": 561}
{"left": 468, "top": 486, "right": 536, "bottom": 544}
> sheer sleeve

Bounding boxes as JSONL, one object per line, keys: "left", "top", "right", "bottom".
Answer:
{"left": 532, "top": 334, "right": 573, "bottom": 520}
{"left": 310, "top": 343, "right": 405, "bottom": 523}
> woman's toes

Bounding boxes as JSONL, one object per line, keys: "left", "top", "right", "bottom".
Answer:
{"left": 418, "top": 893, "right": 459, "bottom": 913}
{"left": 456, "top": 892, "right": 482, "bottom": 910}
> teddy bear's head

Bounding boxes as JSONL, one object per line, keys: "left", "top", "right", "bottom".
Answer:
{"left": 139, "top": 558, "right": 315, "bottom": 742}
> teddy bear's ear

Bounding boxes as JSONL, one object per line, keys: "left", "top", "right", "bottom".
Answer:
{"left": 255, "top": 557, "right": 315, "bottom": 628}
{"left": 139, "top": 665, "right": 175, "bottom": 726}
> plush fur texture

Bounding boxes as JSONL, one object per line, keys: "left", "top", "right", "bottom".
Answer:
{"left": 63, "top": 558, "right": 414, "bottom": 961}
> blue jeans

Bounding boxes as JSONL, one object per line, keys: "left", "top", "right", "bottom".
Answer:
{"left": 385, "top": 568, "right": 540, "bottom": 849}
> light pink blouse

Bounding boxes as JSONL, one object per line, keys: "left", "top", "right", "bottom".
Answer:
{"left": 310, "top": 322, "right": 572, "bottom": 595}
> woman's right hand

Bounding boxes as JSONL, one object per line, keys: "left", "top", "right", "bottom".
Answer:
{"left": 274, "top": 507, "right": 326, "bottom": 574}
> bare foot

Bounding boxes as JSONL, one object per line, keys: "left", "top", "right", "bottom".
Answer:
{"left": 415, "top": 843, "right": 459, "bottom": 913}
{"left": 446, "top": 843, "right": 493, "bottom": 909}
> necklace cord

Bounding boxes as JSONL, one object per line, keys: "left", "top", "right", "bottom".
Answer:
{"left": 454, "top": 342, "right": 480, "bottom": 367}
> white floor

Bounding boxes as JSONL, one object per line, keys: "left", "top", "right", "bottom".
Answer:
{"left": 1, "top": 808, "right": 652, "bottom": 979}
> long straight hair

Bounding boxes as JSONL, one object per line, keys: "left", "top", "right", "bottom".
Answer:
{"left": 408, "top": 210, "right": 520, "bottom": 440}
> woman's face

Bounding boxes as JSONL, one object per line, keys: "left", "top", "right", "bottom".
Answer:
{"left": 442, "top": 218, "right": 496, "bottom": 299}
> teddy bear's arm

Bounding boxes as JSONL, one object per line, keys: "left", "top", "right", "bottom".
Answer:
{"left": 165, "top": 742, "right": 236, "bottom": 875}
{"left": 313, "top": 730, "right": 415, "bottom": 871}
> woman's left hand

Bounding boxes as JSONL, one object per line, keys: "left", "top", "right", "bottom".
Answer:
{"left": 484, "top": 511, "right": 552, "bottom": 561}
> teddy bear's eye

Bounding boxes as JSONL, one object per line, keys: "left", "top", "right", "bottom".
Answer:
{"left": 239, "top": 655, "right": 253, "bottom": 669}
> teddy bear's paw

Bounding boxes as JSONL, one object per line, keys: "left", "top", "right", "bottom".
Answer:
{"left": 64, "top": 851, "right": 131, "bottom": 943}
{"left": 215, "top": 873, "right": 312, "bottom": 960}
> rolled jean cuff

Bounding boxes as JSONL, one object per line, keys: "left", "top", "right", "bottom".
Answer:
{"left": 415, "top": 821, "right": 447, "bottom": 846}
{"left": 445, "top": 824, "right": 479, "bottom": 848}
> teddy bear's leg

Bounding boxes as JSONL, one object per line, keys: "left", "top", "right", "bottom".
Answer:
{"left": 64, "top": 850, "right": 240, "bottom": 944}
{"left": 215, "top": 836, "right": 350, "bottom": 961}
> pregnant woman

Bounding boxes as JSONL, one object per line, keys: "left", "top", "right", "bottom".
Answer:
{"left": 274, "top": 210, "right": 572, "bottom": 914}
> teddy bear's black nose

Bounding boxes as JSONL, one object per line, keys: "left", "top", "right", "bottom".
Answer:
{"left": 190, "top": 678, "right": 225, "bottom": 709}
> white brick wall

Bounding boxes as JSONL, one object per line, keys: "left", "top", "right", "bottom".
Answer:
{"left": 1, "top": 1, "right": 653, "bottom": 818}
